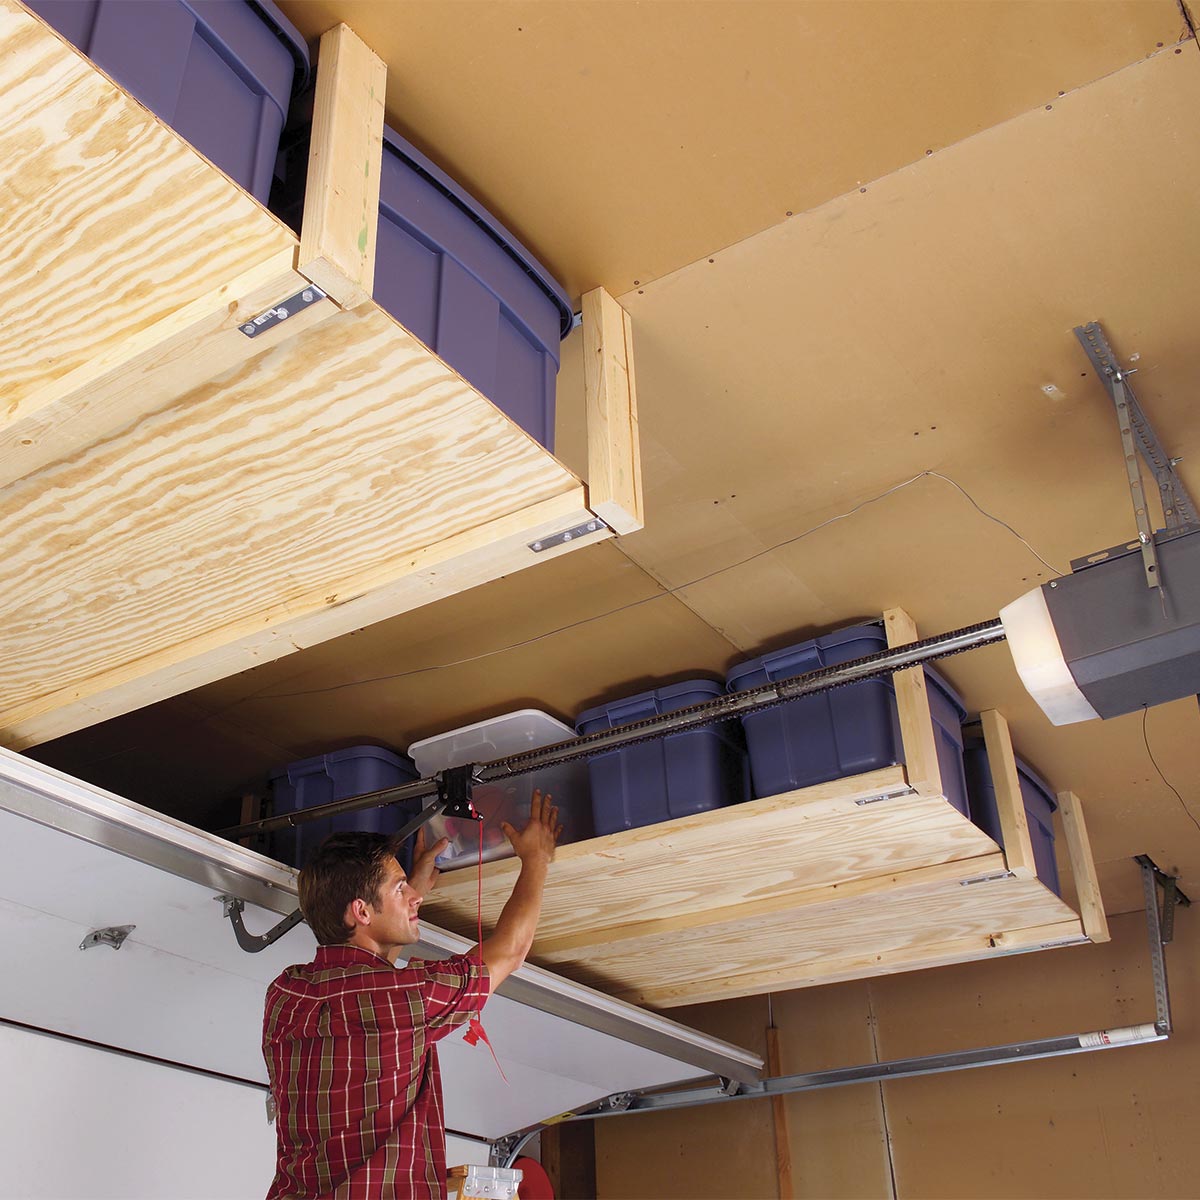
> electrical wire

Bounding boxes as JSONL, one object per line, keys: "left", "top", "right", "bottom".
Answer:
{"left": 1141, "top": 706, "right": 1200, "bottom": 835}
{"left": 248, "top": 469, "right": 1062, "bottom": 703}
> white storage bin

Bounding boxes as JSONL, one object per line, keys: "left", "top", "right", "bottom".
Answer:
{"left": 408, "top": 710, "right": 591, "bottom": 870}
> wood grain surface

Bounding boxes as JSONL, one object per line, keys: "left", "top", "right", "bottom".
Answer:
{"left": 0, "top": 1, "right": 296, "bottom": 430}
{"left": 0, "top": 304, "right": 586, "bottom": 741}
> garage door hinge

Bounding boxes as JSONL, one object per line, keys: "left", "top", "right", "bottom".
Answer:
{"left": 79, "top": 925, "right": 135, "bottom": 951}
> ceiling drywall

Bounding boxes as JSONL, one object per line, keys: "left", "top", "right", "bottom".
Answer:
{"left": 276, "top": 0, "right": 1180, "bottom": 297}
{"left": 32, "top": 4, "right": 1200, "bottom": 907}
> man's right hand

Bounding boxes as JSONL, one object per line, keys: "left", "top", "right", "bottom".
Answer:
{"left": 481, "top": 791, "right": 562, "bottom": 993}
{"left": 500, "top": 789, "right": 561, "bottom": 867}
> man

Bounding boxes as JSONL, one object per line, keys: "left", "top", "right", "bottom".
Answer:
{"left": 263, "top": 791, "right": 561, "bottom": 1199}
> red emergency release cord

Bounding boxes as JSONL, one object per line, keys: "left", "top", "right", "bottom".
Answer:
{"left": 463, "top": 817, "right": 507, "bottom": 1083}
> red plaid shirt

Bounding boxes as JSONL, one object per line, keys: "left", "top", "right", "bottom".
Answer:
{"left": 263, "top": 945, "right": 488, "bottom": 1200}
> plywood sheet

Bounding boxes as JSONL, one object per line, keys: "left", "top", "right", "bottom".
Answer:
{"left": 0, "top": 303, "right": 588, "bottom": 745}
{"left": 425, "top": 773, "right": 1084, "bottom": 1008}
{"left": 0, "top": 1, "right": 297, "bottom": 440}
{"left": 429, "top": 771, "right": 990, "bottom": 934}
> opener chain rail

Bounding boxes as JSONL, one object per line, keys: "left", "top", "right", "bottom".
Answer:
{"left": 219, "top": 617, "right": 1006, "bottom": 843}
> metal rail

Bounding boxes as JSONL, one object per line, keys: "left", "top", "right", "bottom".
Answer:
{"left": 220, "top": 618, "right": 1006, "bottom": 841}
{"left": 491, "top": 856, "right": 1181, "bottom": 1167}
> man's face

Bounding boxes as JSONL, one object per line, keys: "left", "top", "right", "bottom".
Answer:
{"left": 366, "top": 854, "right": 423, "bottom": 953}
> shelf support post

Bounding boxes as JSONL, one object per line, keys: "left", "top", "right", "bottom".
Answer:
{"left": 583, "top": 287, "right": 644, "bottom": 535}
{"left": 1057, "top": 790, "right": 1110, "bottom": 943}
{"left": 298, "top": 24, "right": 386, "bottom": 308}
{"left": 884, "top": 608, "right": 943, "bottom": 799}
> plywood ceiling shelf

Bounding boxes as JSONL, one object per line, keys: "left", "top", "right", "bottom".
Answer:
{"left": 0, "top": 6, "right": 641, "bottom": 750}
{"left": 426, "top": 612, "right": 1110, "bottom": 1008}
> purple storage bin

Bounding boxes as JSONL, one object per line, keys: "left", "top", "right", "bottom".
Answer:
{"left": 268, "top": 745, "right": 421, "bottom": 872}
{"left": 963, "top": 740, "right": 1061, "bottom": 895}
{"left": 576, "top": 679, "right": 750, "bottom": 836}
{"left": 374, "top": 126, "right": 573, "bottom": 451}
{"left": 726, "top": 622, "right": 971, "bottom": 819}
{"left": 27, "top": 0, "right": 308, "bottom": 202}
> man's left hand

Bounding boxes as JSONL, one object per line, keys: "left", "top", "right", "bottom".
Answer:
{"left": 409, "top": 828, "right": 450, "bottom": 897}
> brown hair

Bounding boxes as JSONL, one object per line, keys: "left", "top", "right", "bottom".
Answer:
{"left": 297, "top": 832, "right": 399, "bottom": 946}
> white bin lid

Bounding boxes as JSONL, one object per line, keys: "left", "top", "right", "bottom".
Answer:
{"left": 407, "top": 709, "right": 576, "bottom": 776}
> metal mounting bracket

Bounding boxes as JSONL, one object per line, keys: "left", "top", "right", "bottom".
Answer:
{"left": 437, "top": 764, "right": 483, "bottom": 821}
{"left": 1074, "top": 322, "right": 1199, "bottom": 590}
{"left": 1135, "top": 854, "right": 1189, "bottom": 1034}
{"left": 220, "top": 895, "right": 306, "bottom": 953}
{"left": 79, "top": 925, "right": 135, "bottom": 951}
{"left": 854, "top": 786, "right": 918, "bottom": 807}
{"left": 239, "top": 284, "right": 326, "bottom": 338}
{"left": 960, "top": 870, "right": 1017, "bottom": 887}
{"left": 528, "top": 517, "right": 608, "bottom": 553}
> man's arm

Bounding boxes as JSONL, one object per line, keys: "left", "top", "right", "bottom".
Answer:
{"left": 477, "top": 790, "right": 560, "bottom": 993}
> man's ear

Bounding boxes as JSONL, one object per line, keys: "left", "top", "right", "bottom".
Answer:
{"left": 346, "top": 897, "right": 372, "bottom": 929}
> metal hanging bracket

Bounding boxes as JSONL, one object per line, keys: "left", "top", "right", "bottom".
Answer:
{"left": 1074, "top": 322, "right": 1199, "bottom": 590}
{"left": 79, "top": 925, "right": 135, "bottom": 951}
{"left": 1135, "top": 854, "right": 1188, "bottom": 1034}
{"left": 220, "top": 895, "right": 306, "bottom": 954}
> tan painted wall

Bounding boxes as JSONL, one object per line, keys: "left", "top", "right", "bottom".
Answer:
{"left": 596, "top": 901, "right": 1197, "bottom": 1199}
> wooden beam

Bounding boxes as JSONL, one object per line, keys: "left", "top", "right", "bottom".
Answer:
{"left": 298, "top": 24, "right": 386, "bottom": 308}
{"left": 583, "top": 287, "right": 644, "bottom": 534}
{"left": 884, "top": 607, "right": 943, "bottom": 798}
{"left": 1057, "top": 790, "right": 1111, "bottom": 944}
{"left": 766, "top": 1024, "right": 795, "bottom": 1200}
{"left": 979, "top": 709, "right": 1038, "bottom": 880}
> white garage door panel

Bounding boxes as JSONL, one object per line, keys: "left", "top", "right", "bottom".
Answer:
{"left": 0, "top": 748, "right": 762, "bottom": 1142}
{"left": 0, "top": 1022, "right": 275, "bottom": 1200}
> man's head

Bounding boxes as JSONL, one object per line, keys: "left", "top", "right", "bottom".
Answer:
{"left": 298, "top": 832, "right": 422, "bottom": 958}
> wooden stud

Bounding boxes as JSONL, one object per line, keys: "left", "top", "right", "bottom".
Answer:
{"left": 883, "top": 608, "right": 943, "bottom": 798}
{"left": 1057, "top": 790, "right": 1111, "bottom": 943}
{"left": 766, "top": 1024, "right": 795, "bottom": 1200}
{"left": 583, "top": 287, "right": 644, "bottom": 534}
{"left": 979, "top": 709, "right": 1037, "bottom": 880}
{"left": 298, "top": 24, "right": 386, "bottom": 308}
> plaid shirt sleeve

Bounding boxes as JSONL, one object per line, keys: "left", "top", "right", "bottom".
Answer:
{"left": 398, "top": 952, "right": 489, "bottom": 1039}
